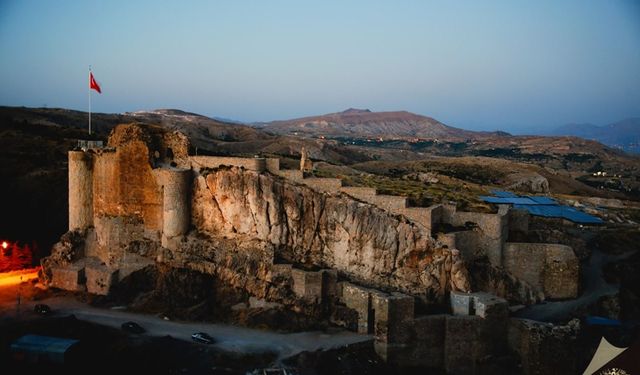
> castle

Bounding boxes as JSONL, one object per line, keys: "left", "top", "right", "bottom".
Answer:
{"left": 44, "top": 123, "right": 581, "bottom": 374}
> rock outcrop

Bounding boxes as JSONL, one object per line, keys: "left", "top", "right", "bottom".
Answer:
{"left": 506, "top": 172, "right": 549, "bottom": 194}
{"left": 192, "top": 167, "right": 470, "bottom": 297}
{"left": 44, "top": 123, "right": 471, "bottom": 304}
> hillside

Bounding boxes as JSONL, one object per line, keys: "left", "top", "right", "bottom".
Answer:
{"left": 1, "top": 105, "right": 639, "bottom": 256}
{"left": 549, "top": 118, "right": 640, "bottom": 153}
{"left": 262, "top": 108, "right": 490, "bottom": 140}
{"left": 0, "top": 106, "right": 271, "bottom": 149}
{"left": 124, "top": 109, "right": 270, "bottom": 146}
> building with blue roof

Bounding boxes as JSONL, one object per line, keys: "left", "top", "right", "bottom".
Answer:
{"left": 10, "top": 334, "right": 80, "bottom": 364}
{"left": 481, "top": 191, "right": 603, "bottom": 224}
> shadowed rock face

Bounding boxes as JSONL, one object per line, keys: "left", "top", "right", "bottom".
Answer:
{"left": 192, "top": 167, "right": 470, "bottom": 297}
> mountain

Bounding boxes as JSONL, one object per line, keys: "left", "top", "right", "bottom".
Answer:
{"left": 261, "top": 108, "right": 494, "bottom": 140}
{"left": 1, "top": 105, "right": 638, "bottom": 254}
{"left": 549, "top": 118, "right": 640, "bottom": 153}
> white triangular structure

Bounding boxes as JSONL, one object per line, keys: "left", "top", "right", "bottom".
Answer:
{"left": 583, "top": 337, "right": 628, "bottom": 375}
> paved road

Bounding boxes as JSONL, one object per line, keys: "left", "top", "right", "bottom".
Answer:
{"left": 19, "top": 296, "right": 372, "bottom": 361}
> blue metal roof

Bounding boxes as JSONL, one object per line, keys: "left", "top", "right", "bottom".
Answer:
{"left": 513, "top": 204, "right": 603, "bottom": 224}
{"left": 480, "top": 196, "right": 538, "bottom": 205}
{"left": 10, "top": 334, "right": 79, "bottom": 358}
{"left": 528, "top": 196, "right": 557, "bottom": 205}
{"left": 585, "top": 316, "right": 622, "bottom": 326}
{"left": 481, "top": 191, "right": 603, "bottom": 224}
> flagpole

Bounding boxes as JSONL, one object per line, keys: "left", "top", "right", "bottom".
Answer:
{"left": 88, "top": 66, "right": 92, "bottom": 136}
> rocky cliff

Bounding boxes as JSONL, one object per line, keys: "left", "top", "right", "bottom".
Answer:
{"left": 189, "top": 167, "right": 470, "bottom": 297}
{"left": 43, "top": 123, "right": 470, "bottom": 306}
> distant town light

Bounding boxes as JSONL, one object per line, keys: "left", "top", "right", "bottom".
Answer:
{"left": 1, "top": 241, "right": 7, "bottom": 249}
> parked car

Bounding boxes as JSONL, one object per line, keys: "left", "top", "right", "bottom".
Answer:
{"left": 33, "top": 304, "right": 51, "bottom": 315}
{"left": 121, "top": 321, "right": 146, "bottom": 334}
{"left": 191, "top": 332, "right": 214, "bottom": 344}
{"left": 158, "top": 313, "right": 171, "bottom": 321}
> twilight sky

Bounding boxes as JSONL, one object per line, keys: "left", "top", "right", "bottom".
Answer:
{"left": 1, "top": 1, "right": 639, "bottom": 132}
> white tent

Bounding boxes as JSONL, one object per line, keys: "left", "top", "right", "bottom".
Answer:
{"left": 583, "top": 337, "right": 627, "bottom": 375}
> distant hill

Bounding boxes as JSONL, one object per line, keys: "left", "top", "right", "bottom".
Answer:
{"left": 1, "top": 105, "right": 638, "bottom": 252}
{"left": 549, "top": 118, "right": 640, "bottom": 153}
{"left": 123, "top": 109, "right": 270, "bottom": 147}
{"left": 261, "top": 108, "right": 500, "bottom": 140}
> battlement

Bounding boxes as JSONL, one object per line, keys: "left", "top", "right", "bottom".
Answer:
{"left": 76, "top": 139, "right": 104, "bottom": 150}
{"left": 339, "top": 186, "right": 378, "bottom": 201}
{"left": 394, "top": 206, "right": 442, "bottom": 231}
{"left": 300, "top": 177, "right": 343, "bottom": 193}
{"left": 67, "top": 133, "right": 579, "bottom": 307}
{"left": 338, "top": 282, "right": 414, "bottom": 342}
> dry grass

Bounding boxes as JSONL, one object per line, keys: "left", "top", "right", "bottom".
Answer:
{"left": 313, "top": 163, "right": 494, "bottom": 212}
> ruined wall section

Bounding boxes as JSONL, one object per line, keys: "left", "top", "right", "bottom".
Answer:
{"left": 503, "top": 243, "right": 579, "bottom": 299}
{"left": 92, "top": 150, "right": 119, "bottom": 218}
{"left": 116, "top": 141, "right": 164, "bottom": 228}
{"left": 91, "top": 142, "right": 164, "bottom": 265}
{"left": 300, "top": 177, "right": 343, "bottom": 193}
{"left": 70, "top": 124, "right": 189, "bottom": 267}
{"left": 190, "top": 156, "right": 266, "bottom": 172}
{"left": 394, "top": 205, "right": 442, "bottom": 232}
{"left": 340, "top": 186, "right": 377, "bottom": 202}
{"left": 441, "top": 208, "right": 508, "bottom": 266}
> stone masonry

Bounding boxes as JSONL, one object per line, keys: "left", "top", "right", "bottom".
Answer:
{"left": 48, "top": 125, "right": 585, "bottom": 374}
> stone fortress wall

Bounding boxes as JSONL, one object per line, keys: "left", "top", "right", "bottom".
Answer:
{"left": 264, "top": 156, "right": 577, "bottom": 300}
{"left": 61, "top": 148, "right": 579, "bottom": 301}
{"left": 191, "top": 155, "right": 267, "bottom": 172}
{"left": 53, "top": 128, "right": 583, "bottom": 374}
{"left": 286, "top": 265, "right": 577, "bottom": 374}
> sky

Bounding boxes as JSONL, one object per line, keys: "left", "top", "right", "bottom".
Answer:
{"left": 0, "top": 1, "right": 639, "bottom": 132}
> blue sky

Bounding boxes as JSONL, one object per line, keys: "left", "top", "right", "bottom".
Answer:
{"left": 0, "top": 1, "right": 639, "bottom": 131}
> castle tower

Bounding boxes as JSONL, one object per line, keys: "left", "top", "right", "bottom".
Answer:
{"left": 68, "top": 151, "right": 94, "bottom": 231}
{"left": 155, "top": 168, "right": 191, "bottom": 248}
{"left": 300, "top": 147, "right": 313, "bottom": 172}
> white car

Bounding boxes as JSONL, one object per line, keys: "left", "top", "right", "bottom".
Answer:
{"left": 191, "top": 332, "right": 214, "bottom": 344}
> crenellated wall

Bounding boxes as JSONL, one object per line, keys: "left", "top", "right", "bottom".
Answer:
{"left": 301, "top": 177, "right": 343, "bottom": 193}
{"left": 339, "top": 186, "right": 377, "bottom": 202}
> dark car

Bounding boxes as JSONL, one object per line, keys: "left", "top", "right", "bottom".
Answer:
{"left": 191, "top": 332, "right": 214, "bottom": 344}
{"left": 33, "top": 304, "right": 51, "bottom": 315}
{"left": 121, "top": 321, "right": 146, "bottom": 334}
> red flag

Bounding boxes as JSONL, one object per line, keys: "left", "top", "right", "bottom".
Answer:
{"left": 89, "top": 72, "right": 102, "bottom": 93}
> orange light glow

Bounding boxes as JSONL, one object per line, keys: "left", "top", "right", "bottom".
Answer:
{"left": 1, "top": 241, "right": 7, "bottom": 249}
{"left": 0, "top": 267, "right": 40, "bottom": 287}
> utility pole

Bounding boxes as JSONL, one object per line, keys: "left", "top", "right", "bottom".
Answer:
{"left": 16, "top": 276, "right": 22, "bottom": 318}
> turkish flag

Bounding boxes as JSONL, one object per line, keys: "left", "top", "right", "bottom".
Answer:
{"left": 89, "top": 72, "right": 102, "bottom": 93}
